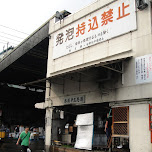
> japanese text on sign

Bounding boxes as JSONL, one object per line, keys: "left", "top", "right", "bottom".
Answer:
{"left": 53, "top": 0, "right": 137, "bottom": 59}
{"left": 135, "top": 55, "right": 152, "bottom": 84}
{"left": 64, "top": 95, "right": 85, "bottom": 105}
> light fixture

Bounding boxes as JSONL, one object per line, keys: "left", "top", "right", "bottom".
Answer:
{"left": 55, "top": 11, "right": 64, "bottom": 20}
{"left": 55, "top": 10, "right": 71, "bottom": 23}
{"left": 136, "top": 0, "right": 148, "bottom": 11}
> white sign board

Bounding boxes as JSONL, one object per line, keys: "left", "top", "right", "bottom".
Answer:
{"left": 76, "top": 112, "right": 93, "bottom": 126}
{"left": 75, "top": 112, "right": 94, "bottom": 150}
{"left": 135, "top": 54, "right": 152, "bottom": 84}
{"left": 53, "top": 0, "right": 137, "bottom": 59}
{"left": 75, "top": 125, "right": 94, "bottom": 150}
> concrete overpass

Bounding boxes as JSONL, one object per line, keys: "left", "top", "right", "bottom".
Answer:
{"left": 0, "top": 10, "right": 71, "bottom": 129}
{"left": 0, "top": 17, "right": 49, "bottom": 127}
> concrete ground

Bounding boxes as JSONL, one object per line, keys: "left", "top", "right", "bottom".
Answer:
{"left": 0, "top": 138, "right": 45, "bottom": 152}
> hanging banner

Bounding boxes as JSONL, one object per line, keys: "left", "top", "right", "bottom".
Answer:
{"left": 53, "top": 0, "right": 137, "bottom": 59}
{"left": 135, "top": 54, "right": 152, "bottom": 84}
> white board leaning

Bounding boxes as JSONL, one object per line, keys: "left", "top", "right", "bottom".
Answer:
{"left": 75, "top": 112, "right": 94, "bottom": 150}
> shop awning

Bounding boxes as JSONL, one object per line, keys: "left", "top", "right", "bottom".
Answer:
{"left": 49, "top": 50, "right": 132, "bottom": 77}
{"left": 19, "top": 54, "right": 132, "bottom": 88}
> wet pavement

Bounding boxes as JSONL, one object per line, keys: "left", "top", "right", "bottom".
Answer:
{"left": 0, "top": 138, "right": 45, "bottom": 152}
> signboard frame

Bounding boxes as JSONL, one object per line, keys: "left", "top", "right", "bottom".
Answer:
{"left": 53, "top": 0, "right": 137, "bottom": 59}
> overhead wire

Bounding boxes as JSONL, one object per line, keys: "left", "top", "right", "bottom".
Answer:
{"left": 0, "top": 31, "right": 25, "bottom": 40}
{"left": 0, "top": 25, "right": 26, "bottom": 47}
{"left": 0, "top": 38, "right": 18, "bottom": 45}
{"left": 0, "top": 35, "right": 21, "bottom": 42}
{"left": 0, "top": 24, "right": 47, "bottom": 51}
{"left": 0, "top": 25, "right": 29, "bottom": 35}
{"left": 0, "top": 24, "right": 48, "bottom": 49}
{"left": 0, "top": 22, "right": 50, "bottom": 50}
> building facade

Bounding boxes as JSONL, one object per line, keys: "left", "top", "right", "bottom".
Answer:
{"left": 44, "top": 0, "right": 152, "bottom": 151}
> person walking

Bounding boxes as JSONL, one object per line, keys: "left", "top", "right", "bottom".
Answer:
{"left": 16, "top": 126, "right": 31, "bottom": 152}
{"left": 15, "top": 125, "right": 20, "bottom": 138}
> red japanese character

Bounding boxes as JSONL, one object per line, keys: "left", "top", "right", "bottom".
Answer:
{"left": 101, "top": 9, "right": 113, "bottom": 26}
{"left": 88, "top": 16, "right": 99, "bottom": 32}
{"left": 117, "top": 3, "right": 130, "bottom": 20}
{"left": 76, "top": 22, "right": 86, "bottom": 37}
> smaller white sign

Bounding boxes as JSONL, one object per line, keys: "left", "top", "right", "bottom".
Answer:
{"left": 135, "top": 54, "right": 152, "bottom": 84}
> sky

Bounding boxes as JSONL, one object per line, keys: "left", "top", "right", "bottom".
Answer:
{"left": 0, "top": 0, "right": 95, "bottom": 53}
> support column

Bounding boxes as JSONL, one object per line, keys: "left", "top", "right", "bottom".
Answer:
{"left": 45, "top": 80, "right": 53, "bottom": 152}
{"left": 45, "top": 108, "right": 53, "bottom": 152}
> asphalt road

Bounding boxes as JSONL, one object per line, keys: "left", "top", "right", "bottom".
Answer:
{"left": 0, "top": 138, "right": 45, "bottom": 152}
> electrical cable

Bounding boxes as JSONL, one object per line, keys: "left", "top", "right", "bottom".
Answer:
{"left": 0, "top": 35, "right": 21, "bottom": 42}
{"left": 0, "top": 23, "right": 49, "bottom": 50}
{"left": 0, "top": 32, "right": 24, "bottom": 39}
{"left": 0, "top": 25, "right": 29, "bottom": 35}
{"left": 0, "top": 39, "right": 18, "bottom": 45}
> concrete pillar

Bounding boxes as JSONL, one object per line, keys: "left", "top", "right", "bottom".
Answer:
{"left": 45, "top": 80, "right": 53, "bottom": 152}
{"left": 130, "top": 104, "right": 151, "bottom": 152}
{"left": 45, "top": 108, "right": 53, "bottom": 152}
